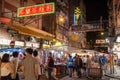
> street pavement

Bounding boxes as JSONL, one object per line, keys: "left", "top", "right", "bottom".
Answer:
{"left": 18, "top": 65, "right": 120, "bottom": 80}
{"left": 104, "top": 65, "right": 120, "bottom": 79}
{"left": 60, "top": 72, "right": 86, "bottom": 80}
{"left": 60, "top": 76, "right": 86, "bottom": 80}
{"left": 60, "top": 75, "right": 120, "bottom": 80}
{"left": 60, "top": 65, "right": 120, "bottom": 80}
{"left": 18, "top": 73, "right": 119, "bottom": 80}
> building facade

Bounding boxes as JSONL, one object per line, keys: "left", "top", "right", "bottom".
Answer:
{"left": 68, "top": 0, "right": 86, "bottom": 49}
{"left": 0, "top": 0, "right": 56, "bottom": 49}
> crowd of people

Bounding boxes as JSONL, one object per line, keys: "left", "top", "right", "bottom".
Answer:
{"left": 0, "top": 48, "right": 117, "bottom": 80}
{"left": 0, "top": 48, "right": 61, "bottom": 80}
{"left": 66, "top": 53, "right": 113, "bottom": 79}
{"left": 0, "top": 48, "right": 41, "bottom": 80}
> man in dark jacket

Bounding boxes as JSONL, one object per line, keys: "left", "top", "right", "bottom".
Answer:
{"left": 47, "top": 52, "right": 54, "bottom": 80}
{"left": 75, "top": 55, "right": 83, "bottom": 78}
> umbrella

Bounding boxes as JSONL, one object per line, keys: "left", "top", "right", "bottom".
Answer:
{"left": 0, "top": 48, "right": 26, "bottom": 59}
{"left": 0, "top": 48, "right": 25, "bottom": 53}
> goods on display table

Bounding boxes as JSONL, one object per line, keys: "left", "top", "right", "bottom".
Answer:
{"left": 54, "top": 63, "right": 67, "bottom": 75}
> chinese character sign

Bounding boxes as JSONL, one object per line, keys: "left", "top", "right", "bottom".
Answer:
{"left": 17, "top": 2, "right": 55, "bottom": 18}
{"left": 74, "top": 7, "right": 81, "bottom": 25}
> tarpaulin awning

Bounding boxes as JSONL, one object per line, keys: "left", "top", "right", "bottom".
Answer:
{"left": 26, "top": 26, "right": 55, "bottom": 38}
{"left": 0, "top": 18, "right": 55, "bottom": 40}
{"left": 0, "top": 48, "right": 25, "bottom": 53}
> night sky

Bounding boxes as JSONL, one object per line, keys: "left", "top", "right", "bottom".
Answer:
{"left": 84, "top": 0, "right": 108, "bottom": 22}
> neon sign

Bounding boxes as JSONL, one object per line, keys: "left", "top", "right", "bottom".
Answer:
{"left": 17, "top": 2, "right": 55, "bottom": 18}
{"left": 74, "top": 7, "right": 81, "bottom": 25}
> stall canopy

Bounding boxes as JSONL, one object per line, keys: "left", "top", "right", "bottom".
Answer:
{"left": 0, "top": 18, "right": 55, "bottom": 40}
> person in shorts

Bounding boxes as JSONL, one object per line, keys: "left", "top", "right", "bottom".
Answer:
{"left": 67, "top": 54, "right": 73, "bottom": 77}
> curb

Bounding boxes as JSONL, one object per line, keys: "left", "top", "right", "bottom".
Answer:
{"left": 105, "top": 74, "right": 120, "bottom": 79}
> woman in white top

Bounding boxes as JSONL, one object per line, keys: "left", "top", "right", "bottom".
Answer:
{"left": 1, "top": 54, "right": 13, "bottom": 80}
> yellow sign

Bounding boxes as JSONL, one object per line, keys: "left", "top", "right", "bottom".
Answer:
{"left": 43, "top": 44, "right": 50, "bottom": 48}
{"left": 72, "top": 33, "right": 78, "bottom": 41}
{"left": 74, "top": 7, "right": 81, "bottom": 25}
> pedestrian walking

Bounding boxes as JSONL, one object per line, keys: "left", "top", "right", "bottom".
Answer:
{"left": 99, "top": 54, "right": 107, "bottom": 75}
{"left": 75, "top": 55, "right": 83, "bottom": 78}
{"left": 33, "top": 50, "right": 41, "bottom": 80}
{"left": 86, "top": 55, "right": 92, "bottom": 78}
{"left": 11, "top": 52, "right": 19, "bottom": 80}
{"left": 21, "top": 48, "right": 38, "bottom": 80}
{"left": 67, "top": 54, "right": 73, "bottom": 77}
{"left": 1, "top": 54, "right": 13, "bottom": 80}
{"left": 73, "top": 55, "right": 77, "bottom": 75}
{"left": 51, "top": 66, "right": 58, "bottom": 80}
{"left": 82, "top": 55, "right": 87, "bottom": 71}
{"left": 46, "top": 52, "right": 54, "bottom": 80}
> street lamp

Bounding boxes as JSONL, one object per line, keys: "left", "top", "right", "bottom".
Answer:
{"left": 58, "top": 16, "right": 65, "bottom": 24}
{"left": 100, "top": 32, "right": 104, "bottom": 36}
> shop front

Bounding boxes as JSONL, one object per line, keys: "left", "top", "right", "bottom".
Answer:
{"left": 0, "top": 39, "right": 25, "bottom": 59}
{"left": 25, "top": 41, "right": 40, "bottom": 49}
{"left": 0, "top": 39, "right": 11, "bottom": 48}
{"left": 50, "top": 40, "right": 68, "bottom": 75}
{"left": 40, "top": 40, "right": 50, "bottom": 64}
{"left": 0, "top": 39, "right": 24, "bottom": 49}
{"left": 113, "top": 43, "right": 120, "bottom": 65}
{"left": 113, "top": 35, "right": 120, "bottom": 65}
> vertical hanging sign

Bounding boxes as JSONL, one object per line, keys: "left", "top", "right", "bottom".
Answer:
{"left": 74, "top": 7, "right": 81, "bottom": 25}
{"left": 17, "top": 2, "right": 55, "bottom": 18}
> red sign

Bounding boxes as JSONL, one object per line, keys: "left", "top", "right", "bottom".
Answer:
{"left": 96, "top": 39, "right": 106, "bottom": 44}
{"left": 17, "top": 2, "right": 55, "bottom": 18}
{"left": 0, "top": 18, "right": 11, "bottom": 23}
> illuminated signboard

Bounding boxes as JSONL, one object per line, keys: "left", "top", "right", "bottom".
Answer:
{"left": 15, "top": 41, "right": 24, "bottom": 46}
{"left": 26, "top": 42, "right": 40, "bottom": 48}
{"left": 17, "top": 2, "right": 55, "bottom": 18}
{"left": 0, "top": 39, "right": 11, "bottom": 45}
{"left": 74, "top": 7, "right": 81, "bottom": 25}
{"left": 96, "top": 39, "right": 106, "bottom": 44}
